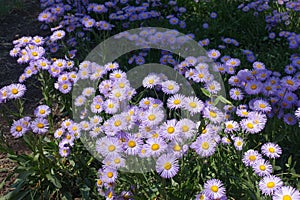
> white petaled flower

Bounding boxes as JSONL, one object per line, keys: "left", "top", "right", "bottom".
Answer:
{"left": 142, "top": 108, "right": 165, "bottom": 126}
{"left": 258, "top": 175, "right": 283, "bottom": 196}
{"left": 272, "top": 186, "right": 300, "bottom": 200}
{"left": 142, "top": 73, "right": 160, "bottom": 88}
{"left": 261, "top": 142, "right": 282, "bottom": 158}
{"left": 161, "top": 80, "right": 180, "bottom": 95}
{"left": 183, "top": 96, "right": 204, "bottom": 115}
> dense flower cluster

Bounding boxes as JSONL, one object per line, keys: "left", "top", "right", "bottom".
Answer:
{"left": 1, "top": 0, "right": 299, "bottom": 199}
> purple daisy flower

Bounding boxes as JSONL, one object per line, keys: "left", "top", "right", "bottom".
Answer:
{"left": 229, "top": 88, "right": 244, "bottom": 100}
{"left": 145, "top": 137, "right": 167, "bottom": 157}
{"left": 7, "top": 83, "right": 26, "bottom": 99}
{"left": 283, "top": 113, "right": 297, "bottom": 125}
{"left": 272, "top": 186, "right": 300, "bottom": 200}
{"left": 281, "top": 76, "right": 299, "bottom": 91}
{"left": 34, "top": 105, "right": 51, "bottom": 118}
{"left": 244, "top": 80, "right": 262, "bottom": 95}
{"left": 253, "top": 159, "right": 272, "bottom": 177}
{"left": 155, "top": 153, "right": 179, "bottom": 179}
{"left": 261, "top": 142, "right": 282, "bottom": 159}
{"left": 59, "top": 147, "right": 70, "bottom": 157}
{"left": 56, "top": 80, "right": 72, "bottom": 94}
{"left": 31, "top": 118, "right": 49, "bottom": 134}
{"left": 259, "top": 175, "right": 283, "bottom": 196}
{"left": 190, "top": 135, "right": 217, "bottom": 157}
{"left": 242, "top": 149, "right": 262, "bottom": 167}
{"left": 203, "top": 179, "right": 226, "bottom": 199}
{"left": 10, "top": 118, "right": 30, "bottom": 138}
{"left": 124, "top": 136, "right": 143, "bottom": 156}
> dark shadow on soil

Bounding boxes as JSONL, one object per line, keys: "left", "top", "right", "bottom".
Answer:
{"left": 0, "top": 0, "right": 48, "bottom": 196}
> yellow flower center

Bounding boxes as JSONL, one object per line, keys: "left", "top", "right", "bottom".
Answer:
{"left": 182, "top": 125, "right": 189, "bottom": 132}
{"left": 227, "top": 124, "right": 233, "bottom": 129}
{"left": 249, "top": 155, "right": 256, "bottom": 161}
{"left": 16, "top": 126, "right": 22, "bottom": 132}
{"left": 265, "top": 86, "right": 272, "bottom": 91}
{"left": 283, "top": 195, "right": 292, "bottom": 200}
{"left": 152, "top": 133, "right": 159, "bottom": 138}
{"left": 32, "top": 52, "right": 38, "bottom": 57}
{"left": 151, "top": 144, "right": 160, "bottom": 151}
{"left": 266, "top": 181, "right": 275, "bottom": 188}
{"left": 201, "top": 142, "right": 209, "bottom": 150}
{"left": 115, "top": 74, "right": 121, "bottom": 78}
{"left": 144, "top": 100, "right": 150, "bottom": 105}
{"left": 247, "top": 123, "right": 254, "bottom": 129}
{"left": 148, "top": 114, "right": 156, "bottom": 121}
{"left": 211, "top": 185, "right": 219, "bottom": 192}
{"left": 62, "top": 84, "right": 68, "bottom": 90}
{"left": 251, "top": 84, "right": 257, "bottom": 90}
{"left": 39, "top": 109, "right": 45, "bottom": 114}
{"left": 167, "top": 127, "right": 175, "bottom": 134}
{"left": 57, "top": 130, "right": 63, "bottom": 136}
{"left": 236, "top": 141, "right": 242, "bottom": 146}
{"left": 167, "top": 85, "right": 174, "bottom": 90}
{"left": 37, "top": 123, "right": 44, "bottom": 128}
{"left": 11, "top": 88, "right": 19, "bottom": 94}
{"left": 119, "top": 83, "right": 125, "bottom": 88}
{"left": 286, "top": 80, "right": 294, "bottom": 86}
{"left": 97, "top": 179, "right": 102, "bottom": 186}
{"left": 268, "top": 147, "right": 275, "bottom": 153}
{"left": 107, "top": 172, "right": 113, "bottom": 178}
{"left": 189, "top": 102, "right": 197, "bottom": 108}
{"left": 259, "top": 165, "right": 266, "bottom": 171}
{"left": 173, "top": 144, "right": 181, "bottom": 151}
{"left": 114, "top": 120, "right": 121, "bottom": 127}
{"left": 114, "top": 158, "right": 120, "bottom": 164}
{"left": 66, "top": 135, "right": 72, "bottom": 140}
{"left": 128, "top": 140, "right": 136, "bottom": 148}
{"left": 242, "top": 111, "right": 248, "bottom": 116}
{"left": 163, "top": 162, "right": 172, "bottom": 170}
{"left": 108, "top": 145, "right": 116, "bottom": 152}
{"left": 95, "top": 104, "right": 101, "bottom": 109}
{"left": 259, "top": 104, "right": 266, "bottom": 108}
{"left": 209, "top": 111, "right": 217, "bottom": 118}
{"left": 148, "top": 79, "right": 154, "bottom": 84}
{"left": 108, "top": 103, "right": 114, "bottom": 109}
{"left": 173, "top": 99, "right": 181, "bottom": 105}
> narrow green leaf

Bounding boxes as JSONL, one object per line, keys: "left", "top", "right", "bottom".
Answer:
{"left": 80, "top": 185, "right": 90, "bottom": 200}
{"left": 200, "top": 88, "right": 211, "bottom": 98}
{"left": 217, "top": 95, "right": 233, "bottom": 105}
{"left": 46, "top": 174, "right": 62, "bottom": 188}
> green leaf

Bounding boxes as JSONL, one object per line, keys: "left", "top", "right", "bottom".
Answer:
{"left": 217, "top": 95, "right": 233, "bottom": 105}
{"left": 80, "top": 185, "right": 90, "bottom": 200}
{"left": 46, "top": 174, "right": 62, "bottom": 188}
{"left": 0, "top": 173, "right": 13, "bottom": 190}
{"left": 200, "top": 88, "right": 211, "bottom": 98}
{"left": 61, "top": 192, "right": 72, "bottom": 200}
{"left": 274, "top": 165, "right": 281, "bottom": 171}
{"left": 288, "top": 156, "right": 292, "bottom": 167}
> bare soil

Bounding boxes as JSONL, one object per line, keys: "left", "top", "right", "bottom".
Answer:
{"left": 0, "top": 0, "right": 47, "bottom": 196}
